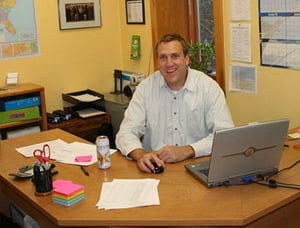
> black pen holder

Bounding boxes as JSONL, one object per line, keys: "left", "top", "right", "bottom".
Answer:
{"left": 32, "top": 164, "right": 53, "bottom": 196}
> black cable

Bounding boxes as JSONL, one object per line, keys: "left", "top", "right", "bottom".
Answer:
{"left": 253, "top": 178, "right": 300, "bottom": 190}
{"left": 273, "top": 179, "right": 300, "bottom": 188}
{"left": 222, "top": 159, "right": 300, "bottom": 189}
{"left": 278, "top": 159, "right": 300, "bottom": 173}
{"left": 266, "top": 159, "right": 300, "bottom": 181}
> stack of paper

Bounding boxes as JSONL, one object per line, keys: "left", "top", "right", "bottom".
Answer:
{"left": 288, "top": 132, "right": 300, "bottom": 140}
{"left": 70, "top": 94, "right": 101, "bottom": 102}
{"left": 52, "top": 179, "right": 84, "bottom": 207}
{"left": 76, "top": 108, "right": 106, "bottom": 118}
{"left": 96, "top": 179, "right": 160, "bottom": 210}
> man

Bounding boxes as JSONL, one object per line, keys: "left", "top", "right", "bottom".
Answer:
{"left": 116, "top": 33, "right": 234, "bottom": 173}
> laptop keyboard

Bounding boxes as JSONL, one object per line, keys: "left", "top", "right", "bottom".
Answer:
{"left": 198, "top": 168, "right": 209, "bottom": 176}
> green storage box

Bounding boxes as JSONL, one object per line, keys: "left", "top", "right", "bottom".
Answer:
{"left": 0, "top": 106, "right": 40, "bottom": 124}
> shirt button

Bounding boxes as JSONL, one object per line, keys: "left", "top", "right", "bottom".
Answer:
{"left": 175, "top": 128, "right": 177, "bottom": 131}
{"left": 175, "top": 144, "right": 178, "bottom": 146}
{"left": 174, "top": 112, "right": 177, "bottom": 115}
{"left": 174, "top": 97, "right": 176, "bottom": 100}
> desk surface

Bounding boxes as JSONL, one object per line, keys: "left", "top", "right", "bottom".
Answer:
{"left": 1, "top": 129, "right": 300, "bottom": 228}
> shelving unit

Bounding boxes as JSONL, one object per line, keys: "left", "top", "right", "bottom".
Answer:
{"left": 0, "top": 83, "right": 47, "bottom": 139}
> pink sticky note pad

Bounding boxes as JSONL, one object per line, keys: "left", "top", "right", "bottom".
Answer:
{"left": 75, "top": 155, "right": 92, "bottom": 162}
{"left": 297, "top": 128, "right": 300, "bottom": 133}
{"left": 53, "top": 179, "right": 83, "bottom": 195}
{"left": 52, "top": 179, "right": 72, "bottom": 189}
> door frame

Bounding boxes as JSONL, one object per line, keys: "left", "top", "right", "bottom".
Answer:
{"left": 150, "top": 0, "right": 225, "bottom": 91}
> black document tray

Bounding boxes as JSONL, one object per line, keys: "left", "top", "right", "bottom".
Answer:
{"left": 62, "top": 89, "right": 104, "bottom": 105}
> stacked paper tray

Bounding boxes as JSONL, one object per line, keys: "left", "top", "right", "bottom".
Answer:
{"left": 62, "top": 89, "right": 104, "bottom": 105}
{"left": 52, "top": 179, "right": 84, "bottom": 207}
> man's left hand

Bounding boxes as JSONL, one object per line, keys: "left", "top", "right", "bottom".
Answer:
{"left": 156, "top": 145, "right": 195, "bottom": 163}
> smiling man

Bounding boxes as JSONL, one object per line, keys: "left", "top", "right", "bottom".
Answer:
{"left": 116, "top": 33, "right": 234, "bottom": 173}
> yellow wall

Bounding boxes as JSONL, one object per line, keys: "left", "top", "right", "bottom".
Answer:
{"left": 1, "top": 1, "right": 300, "bottom": 129}
{"left": 119, "top": 0, "right": 154, "bottom": 76}
{"left": 223, "top": 1, "right": 300, "bottom": 128}
{"left": 0, "top": 1, "right": 153, "bottom": 112}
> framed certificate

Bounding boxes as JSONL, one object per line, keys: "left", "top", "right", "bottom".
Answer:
{"left": 125, "top": 0, "right": 145, "bottom": 24}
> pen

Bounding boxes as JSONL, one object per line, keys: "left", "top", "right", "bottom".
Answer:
{"left": 51, "top": 170, "right": 59, "bottom": 176}
{"left": 80, "top": 166, "right": 89, "bottom": 176}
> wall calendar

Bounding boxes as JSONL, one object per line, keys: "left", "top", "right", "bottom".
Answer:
{"left": 259, "top": 0, "right": 300, "bottom": 69}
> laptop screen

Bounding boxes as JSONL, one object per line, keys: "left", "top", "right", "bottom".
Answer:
{"left": 208, "top": 119, "right": 289, "bottom": 186}
{"left": 185, "top": 119, "right": 289, "bottom": 188}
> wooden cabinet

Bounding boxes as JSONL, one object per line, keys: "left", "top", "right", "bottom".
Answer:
{"left": 47, "top": 114, "right": 111, "bottom": 142}
{"left": 0, "top": 83, "right": 47, "bottom": 139}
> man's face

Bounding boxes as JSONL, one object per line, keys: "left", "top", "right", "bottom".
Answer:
{"left": 157, "top": 40, "right": 189, "bottom": 90}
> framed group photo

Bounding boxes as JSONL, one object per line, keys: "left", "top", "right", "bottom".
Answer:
{"left": 58, "top": 0, "right": 101, "bottom": 30}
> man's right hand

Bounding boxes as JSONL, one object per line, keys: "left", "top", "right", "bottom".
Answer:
{"left": 129, "top": 148, "right": 165, "bottom": 173}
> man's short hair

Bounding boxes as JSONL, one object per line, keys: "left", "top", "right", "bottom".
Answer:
{"left": 155, "top": 33, "right": 189, "bottom": 57}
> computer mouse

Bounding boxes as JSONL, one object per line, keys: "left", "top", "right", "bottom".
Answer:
{"left": 151, "top": 161, "right": 164, "bottom": 174}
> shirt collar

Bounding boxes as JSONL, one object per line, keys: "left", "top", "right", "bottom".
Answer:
{"left": 184, "top": 67, "right": 196, "bottom": 92}
{"left": 159, "top": 67, "right": 195, "bottom": 92}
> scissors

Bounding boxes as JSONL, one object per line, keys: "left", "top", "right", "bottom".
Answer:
{"left": 33, "top": 144, "right": 51, "bottom": 164}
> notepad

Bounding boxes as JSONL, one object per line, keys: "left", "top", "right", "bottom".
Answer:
{"left": 75, "top": 155, "right": 92, "bottom": 162}
{"left": 53, "top": 179, "right": 84, "bottom": 206}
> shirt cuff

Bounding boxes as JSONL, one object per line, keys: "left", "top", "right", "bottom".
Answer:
{"left": 190, "top": 140, "right": 212, "bottom": 158}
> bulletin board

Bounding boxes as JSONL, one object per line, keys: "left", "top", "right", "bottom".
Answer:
{"left": 259, "top": 0, "right": 300, "bottom": 69}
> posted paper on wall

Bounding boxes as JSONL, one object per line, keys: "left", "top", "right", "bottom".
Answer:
{"left": 229, "top": 64, "right": 257, "bottom": 94}
{"left": 230, "top": 0, "right": 251, "bottom": 21}
{"left": 230, "top": 23, "right": 251, "bottom": 62}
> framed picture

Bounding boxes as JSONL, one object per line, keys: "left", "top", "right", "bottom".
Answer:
{"left": 126, "top": 0, "right": 145, "bottom": 24}
{"left": 58, "top": 0, "right": 101, "bottom": 30}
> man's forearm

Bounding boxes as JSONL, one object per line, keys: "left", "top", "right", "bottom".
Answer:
{"left": 128, "top": 148, "right": 146, "bottom": 161}
{"left": 185, "top": 145, "right": 196, "bottom": 159}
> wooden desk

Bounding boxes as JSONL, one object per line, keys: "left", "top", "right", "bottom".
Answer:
{"left": 1, "top": 129, "right": 300, "bottom": 228}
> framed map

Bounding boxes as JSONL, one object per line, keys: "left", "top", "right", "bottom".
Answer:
{"left": 0, "top": 0, "right": 39, "bottom": 59}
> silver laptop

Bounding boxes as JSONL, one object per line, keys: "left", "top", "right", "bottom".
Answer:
{"left": 185, "top": 119, "right": 289, "bottom": 188}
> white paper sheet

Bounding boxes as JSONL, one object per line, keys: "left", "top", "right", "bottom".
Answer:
{"left": 229, "top": 64, "right": 257, "bottom": 94}
{"left": 230, "top": 23, "right": 251, "bottom": 62}
{"left": 230, "top": 0, "right": 251, "bottom": 21}
{"left": 16, "top": 139, "right": 69, "bottom": 158}
{"left": 16, "top": 139, "right": 117, "bottom": 166}
{"left": 70, "top": 94, "right": 101, "bottom": 102}
{"left": 56, "top": 142, "right": 97, "bottom": 166}
{"left": 96, "top": 179, "right": 160, "bottom": 210}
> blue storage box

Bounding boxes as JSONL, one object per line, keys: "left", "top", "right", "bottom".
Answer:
{"left": 2, "top": 96, "right": 40, "bottom": 111}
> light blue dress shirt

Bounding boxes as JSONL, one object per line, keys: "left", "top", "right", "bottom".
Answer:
{"left": 116, "top": 68, "right": 234, "bottom": 158}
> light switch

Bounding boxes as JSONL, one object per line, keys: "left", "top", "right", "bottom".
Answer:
{"left": 6, "top": 72, "right": 18, "bottom": 85}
